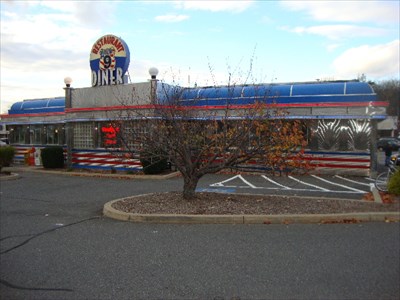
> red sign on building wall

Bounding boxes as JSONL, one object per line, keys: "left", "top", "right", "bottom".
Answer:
{"left": 101, "top": 125, "right": 120, "bottom": 147}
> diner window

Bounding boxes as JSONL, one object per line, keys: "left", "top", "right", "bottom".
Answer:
{"left": 32, "top": 124, "right": 65, "bottom": 145}
{"left": 121, "top": 120, "right": 148, "bottom": 149}
{"left": 30, "top": 125, "right": 43, "bottom": 144}
{"left": 9, "top": 125, "right": 28, "bottom": 144}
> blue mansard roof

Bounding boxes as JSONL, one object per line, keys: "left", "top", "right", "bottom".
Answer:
{"left": 8, "top": 97, "right": 65, "bottom": 115}
{"left": 6, "top": 81, "right": 379, "bottom": 118}
{"left": 176, "top": 81, "right": 377, "bottom": 106}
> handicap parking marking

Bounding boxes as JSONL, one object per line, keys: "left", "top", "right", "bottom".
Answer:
{"left": 210, "top": 174, "right": 258, "bottom": 189}
{"left": 197, "top": 187, "right": 236, "bottom": 193}
{"left": 208, "top": 174, "right": 372, "bottom": 195}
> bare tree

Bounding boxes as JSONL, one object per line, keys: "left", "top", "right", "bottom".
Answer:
{"left": 111, "top": 80, "right": 308, "bottom": 200}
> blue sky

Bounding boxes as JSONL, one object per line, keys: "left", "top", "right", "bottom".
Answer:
{"left": 1, "top": 0, "right": 399, "bottom": 113}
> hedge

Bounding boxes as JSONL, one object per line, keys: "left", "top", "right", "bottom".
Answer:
{"left": 41, "top": 146, "right": 64, "bottom": 169}
{"left": 388, "top": 169, "right": 400, "bottom": 195}
{"left": 0, "top": 146, "right": 15, "bottom": 172}
{"left": 140, "top": 150, "right": 168, "bottom": 174}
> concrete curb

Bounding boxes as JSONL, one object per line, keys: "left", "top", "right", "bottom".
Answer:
{"left": 103, "top": 198, "right": 400, "bottom": 225}
{"left": 3, "top": 166, "right": 180, "bottom": 180}
{"left": 0, "top": 173, "right": 20, "bottom": 181}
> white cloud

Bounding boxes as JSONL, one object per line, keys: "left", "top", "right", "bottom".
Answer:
{"left": 285, "top": 24, "right": 389, "bottom": 40}
{"left": 0, "top": 1, "right": 115, "bottom": 113}
{"left": 174, "top": 0, "right": 254, "bottom": 13}
{"left": 1, "top": 14, "right": 99, "bottom": 52}
{"left": 0, "top": 12, "right": 100, "bottom": 88}
{"left": 280, "top": 1, "right": 399, "bottom": 24}
{"left": 259, "top": 15, "right": 274, "bottom": 24}
{"left": 0, "top": 2, "right": 107, "bottom": 56}
{"left": 332, "top": 40, "right": 400, "bottom": 80}
{"left": 326, "top": 43, "right": 341, "bottom": 52}
{"left": 39, "top": 1, "right": 76, "bottom": 13}
{"left": 39, "top": 1, "right": 116, "bottom": 28}
{"left": 155, "top": 14, "right": 189, "bottom": 23}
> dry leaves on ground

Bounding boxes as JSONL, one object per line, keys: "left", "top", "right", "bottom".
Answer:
{"left": 112, "top": 192, "right": 400, "bottom": 215}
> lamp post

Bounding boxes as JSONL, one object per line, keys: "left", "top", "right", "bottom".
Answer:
{"left": 370, "top": 119, "right": 378, "bottom": 177}
{"left": 64, "top": 77, "right": 73, "bottom": 169}
{"left": 149, "top": 67, "right": 159, "bottom": 103}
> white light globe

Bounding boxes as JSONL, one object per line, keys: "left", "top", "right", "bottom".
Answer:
{"left": 64, "top": 77, "right": 73, "bottom": 86}
{"left": 148, "top": 67, "right": 159, "bottom": 78}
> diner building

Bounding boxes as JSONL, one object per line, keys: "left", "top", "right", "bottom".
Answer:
{"left": 0, "top": 34, "right": 388, "bottom": 176}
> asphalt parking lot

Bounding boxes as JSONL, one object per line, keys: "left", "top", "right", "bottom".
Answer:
{"left": 1, "top": 170, "right": 399, "bottom": 299}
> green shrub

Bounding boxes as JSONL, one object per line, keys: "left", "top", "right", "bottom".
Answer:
{"left": 140, "top": 150, "right": 168, "bottom": 175}
{"left": 41, "top": 146, "right": 64, "bottom": 169}
{"left": 0, "top": 146, "right": 15, "bottom": 172}
{"left": 388, "top": 169, "right": 400, "bottom": 195}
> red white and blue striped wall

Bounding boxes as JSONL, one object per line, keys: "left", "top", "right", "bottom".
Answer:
{"left": 11, "top": 145, "right": 370, "bottom": 175}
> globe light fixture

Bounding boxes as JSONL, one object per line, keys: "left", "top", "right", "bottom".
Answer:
{"left": 64, "top": 77, "right": 73, "bottom": 87}
{"left": 148, "top": 67, "right": 159, "bottom": 80}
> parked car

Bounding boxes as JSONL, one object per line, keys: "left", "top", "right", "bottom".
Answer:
{"left": 391, "top": 152, "right": 400, "bottom": 166}
{"left": 377, "top": 137, "right": 400, "bottom": 151}
{"left": 0, "top": 139, "right": 8, "bottom": 147}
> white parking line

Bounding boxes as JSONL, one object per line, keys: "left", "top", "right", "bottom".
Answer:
{"left": 261, "top": 175, "right": 292, "bottom": 190}
{"left": 209, "top": 175, "right": 371, "bottom": 194}
{"left": 364, "top": 177, "right": 375, "bottom": 182}
{"left": 237, "top": 175, "right": 258, "bottom": 189}
{"left": 334, "top": 175, "right": 371, "bottom": 187}
{"left": 210, "top": 174, "right": 258, "bottom": 189}
{"left": 288, "top": 176, "right": 330, "bottom": 191}
{"left": 312, "top": 175, "right": 366, "bottom": 193}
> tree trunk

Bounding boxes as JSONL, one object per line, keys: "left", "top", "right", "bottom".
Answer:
{"left": 182, "top": 175, "right": 199, "bottom": 200}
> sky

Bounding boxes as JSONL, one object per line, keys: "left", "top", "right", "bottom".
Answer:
{"left": 1, "top": 0, "right": 399, "bottom": 114}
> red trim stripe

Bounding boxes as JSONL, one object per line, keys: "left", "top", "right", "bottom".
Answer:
{"left": 64, "top": 101, "right": 387, "bottom": 113}
{"left": 310, "top": 162, "right": 369, "bottom": 169}
{"left": 302, "top": 156, "right": 370, "bottom": 163}
{"left": 72, "top": 158, "right": 141, "bottom": 166}
{"left": 1, "top": 112, "right": 65, "bottom": 118}
{"left": 73, "top": 153, "right": 138, "bottom": 159}
{"left": 1, "top": 101, "right": 387, "bottom": 117}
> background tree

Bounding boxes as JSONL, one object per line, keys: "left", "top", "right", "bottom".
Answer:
{"left": 371, "top": 79, "right": 399, "bottom": 116}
